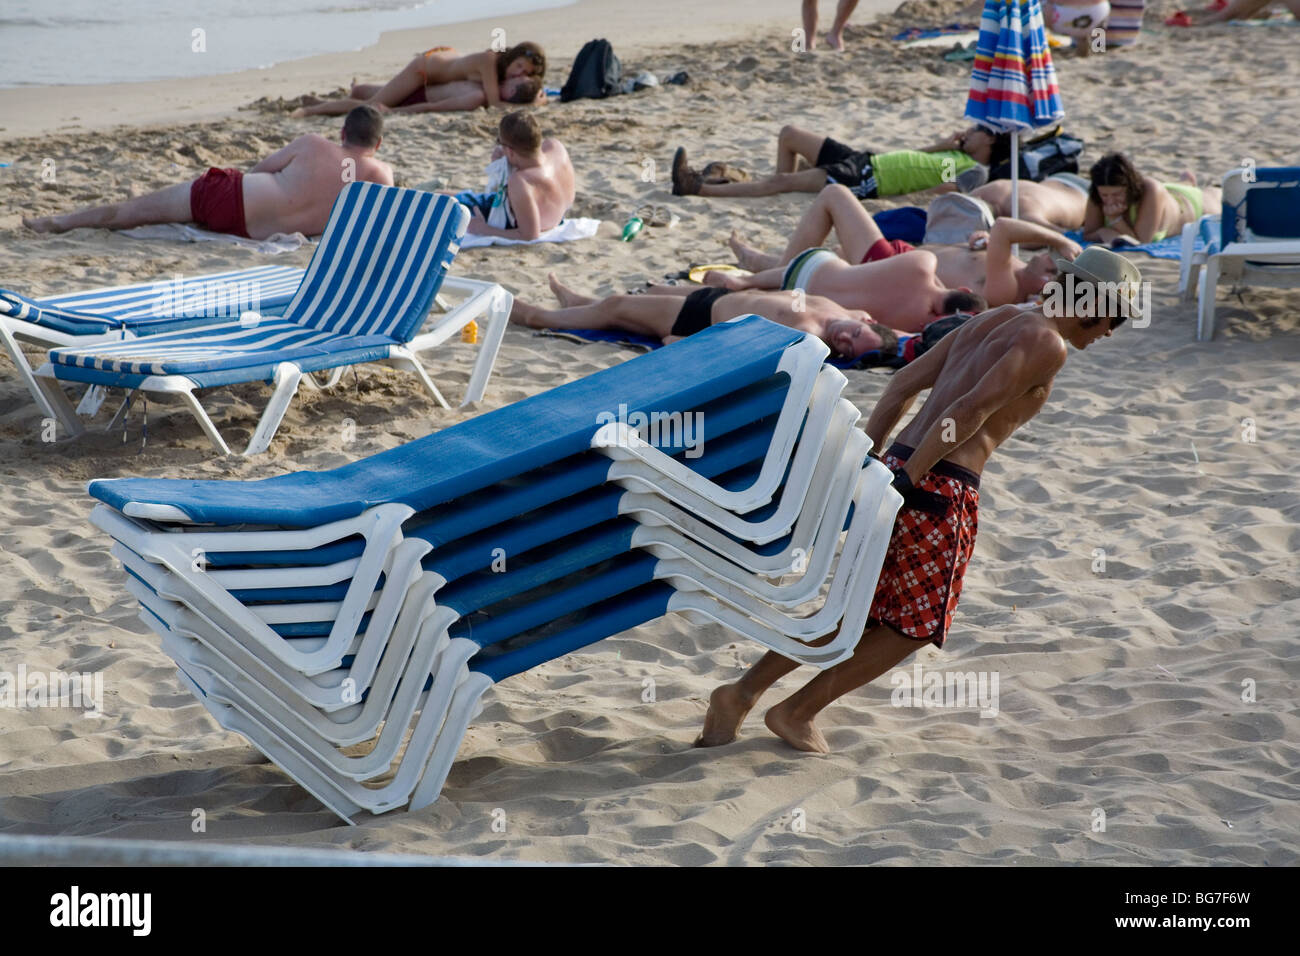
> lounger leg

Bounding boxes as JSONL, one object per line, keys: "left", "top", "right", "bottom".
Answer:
{"left": 1177, "top": 222, "right": 1197, "bottom": 300}
{"left": 175, "top": 386, "right": 233, "bottom": 456}
{"left": 2, "top": 327, "right": 81, "bottom": 434}
{"left": 1197, "top": 258, "right": 1221, "bottom": 342}
{"left": 462, "top": 288, "right": 512, "bottom": 406}
{"left": 243, "top": 362, "right": 303, "bottom": 456}
{"left": 105, "top": 390, "right": 138, "bottom": 432}
{"left": 28, "top": 364, "right": 86, "bottom": 438}
{"left": 386, "top": 347, "right": 450, "bottom": 410}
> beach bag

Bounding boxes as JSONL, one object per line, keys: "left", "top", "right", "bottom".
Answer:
{"left": 989, "top": 130, "right": 1084, "bottom": 182}
{"left": 560, "top": 39, "right": 623, "bottom": 102}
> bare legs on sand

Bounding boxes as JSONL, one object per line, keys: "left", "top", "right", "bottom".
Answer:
{"left": 24, "top": 181, "right": 193, "bottom": 234}
{"left": 697, "top": 625, "right": 923, "bottom": 753}
{"left": 801, "top": 0, "right": 862, "bottom": 50}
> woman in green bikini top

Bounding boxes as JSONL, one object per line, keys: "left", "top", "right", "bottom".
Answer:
{"left": 1082, "top": 152, "right": 1222, "bottom": 246}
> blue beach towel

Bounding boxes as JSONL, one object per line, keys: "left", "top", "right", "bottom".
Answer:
{"left": 1065, "top": 229, "right": 1204, "bottom": 260}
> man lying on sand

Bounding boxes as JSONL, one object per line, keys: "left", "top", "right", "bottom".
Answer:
{"left": 970, "top": 174, "right": 1091, "bottom": 232}
{"left": 511, "top": 273, "right": 898, "bottom": 361}
{"left": 450, "top": 111, "right": 574, "bottom": 241}
{"left": 1168, "top": 0, "right": 1300, "bottom": 24}
{"left": 24, "top": 107, "right": 392, "bottom": 239}
{"left": 720, "top": 184, "right": 1079, "bottom": 310}
{"left": 695, "top": 247, "right": 1143, "bottom": 753}
{"left": 671, "top": 124, "right": 1010, "bottom": 199}
{"left": 292, "top": 42, "right": 546, "bottom": 116}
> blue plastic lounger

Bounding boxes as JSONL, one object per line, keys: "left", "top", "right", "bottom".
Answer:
{"left": 0, "top": 265, "right": 301, "bottom": 423}
{"left": 1176, "top": 165, "right": 1300, "bottom": 340}
{"left": 86, "top": 317, "right": 902, "bottom": 821}
{"left": 31, "top": 183, "right": 475, "bottom": 456}
{"left": 87, "top": 318, "right": 826, "bottom": 675}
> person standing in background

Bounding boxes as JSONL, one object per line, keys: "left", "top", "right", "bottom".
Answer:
{"left": 801, "top": 0, "right": 861, "bottom": 50}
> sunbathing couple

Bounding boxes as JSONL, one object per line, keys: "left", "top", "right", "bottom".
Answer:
{"left": 293, "top": 41, "right": 547, "bottom": 117}
{"left": 24, "top": 109, "right": 574, "bottom": 243}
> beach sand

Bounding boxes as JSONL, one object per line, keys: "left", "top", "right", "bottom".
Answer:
{"left": 1, "top": 0, "right": 1297, "bottom": 864}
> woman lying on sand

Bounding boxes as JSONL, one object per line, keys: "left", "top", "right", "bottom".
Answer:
{"left": 292, "top": 42, "right": 546, "bottom": 117}
{"left": 1083, "top": 152, "right": 1221, "bottom": 246}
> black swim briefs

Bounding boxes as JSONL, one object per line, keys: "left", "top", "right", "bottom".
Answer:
{"left": 670, "top": 287, "right": 729, "bottom": 338}
{"left": 816, "top": 137, "right": 879, "bottom": 198}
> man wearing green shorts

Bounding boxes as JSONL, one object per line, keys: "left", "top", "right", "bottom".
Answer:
{"left": 671, "top": 124, "right": 1010, "bottom": 199}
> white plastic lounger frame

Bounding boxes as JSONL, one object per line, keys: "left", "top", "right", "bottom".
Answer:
{"left": 589, "top": 336, "right": 830, "bottom": 516}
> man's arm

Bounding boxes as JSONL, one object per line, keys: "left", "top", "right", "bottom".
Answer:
{"left": 248, "top": 137, "right": 306, "bottom": 174}
{"left": 365, "top": 161, "right": 395, "bottom": 188}
{"left": 900, "top": 322, "right": 1064, "bottom": 483}
{"left": 477, "top": 54, "right": 504, "bottom": 108}
{"left": 464, "top": 175, "right": 544, "bottom": 240}
{"left": 863, "top": 319, "right": 962, "bottom": 452}
{"left": 985, "top": 217, "right": 1082, "bottom": 304}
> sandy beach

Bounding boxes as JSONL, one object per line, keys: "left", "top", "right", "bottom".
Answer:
{"left": 0, "top": 0, "right": 1297, "bottom": 865}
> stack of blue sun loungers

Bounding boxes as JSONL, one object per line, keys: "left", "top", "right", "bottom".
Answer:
{"left": 87, "top": 315, "right": 903, "bottom": 823}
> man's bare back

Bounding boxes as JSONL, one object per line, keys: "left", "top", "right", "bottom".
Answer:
{"left": 972, "top": 178, "right": 1088, "bottom": 232}
{"left": 243, "top": 133, "right": 393, "bottom": 238}
{"left": 507, "top": 138, "right": 575, "bottom": 235}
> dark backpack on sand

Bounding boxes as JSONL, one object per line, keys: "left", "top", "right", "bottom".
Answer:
{"left": 561, "top": 39, "right": 622, "bottom": 102}
{"left": 989, "top": 128, "right": 1085, "bottom": 182}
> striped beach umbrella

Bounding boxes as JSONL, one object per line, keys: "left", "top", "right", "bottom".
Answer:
{"left": 965, "top": 0, "right": 1064, "bottom": 222}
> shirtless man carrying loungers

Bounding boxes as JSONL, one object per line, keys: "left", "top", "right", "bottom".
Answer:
{"left": 719, "top": 184, "right": 1080, "bottom": 310}
{"left": 511, "top": 274, "right": 896, "bottom": 361}
{"left": 695, "top": 246, "right": 1144, "bottom": 753}
{"left": 24, "top": 107, "right": 393, "bottom": 239}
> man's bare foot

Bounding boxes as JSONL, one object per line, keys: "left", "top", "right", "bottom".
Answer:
{"left": 728, "top": 230, "right": 776, "bottom": 272}
{"left": 701, "top": 270, "right": 745, "bottom": 291}
{"left": 764, "top": 699, "right": 830, "bottom": 753}
{"left": 671, "top": 147, "right": 702, "bottom": 197}
{"left": 290, "top": 107, "right": 309, "bottom": 118}
{"left": 23, "top": 215, "right": 64, "bottom": 234}
{"left": 694, "top": 683, "right": 756, "bottom": 747}
{"left": 827, "top": 31, "right": 846, "bottom": 51}
{"left": 548, "top": 272, "right": 596, "bottom": 307}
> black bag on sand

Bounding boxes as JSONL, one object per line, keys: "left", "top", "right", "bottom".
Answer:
{"left": 989, "top": 128, "right": 1085, "bottom": 182}
{"left": 560, "top": 39, "right": 623, "bottom": 102}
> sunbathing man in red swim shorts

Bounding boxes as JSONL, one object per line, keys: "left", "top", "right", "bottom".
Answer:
{"left": 695, "top": 246, "right": 1143, "bottom": 753}
{"left": 24, "top": 107, "right": 393, "bottom": 239}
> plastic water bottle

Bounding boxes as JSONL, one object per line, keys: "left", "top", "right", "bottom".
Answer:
{"left": 621, "top": 215, "right": 644, "bottom": 242}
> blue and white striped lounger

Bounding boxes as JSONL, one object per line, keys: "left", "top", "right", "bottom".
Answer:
{"left": 29, "top": 182, "right": 510, "bottom": 456}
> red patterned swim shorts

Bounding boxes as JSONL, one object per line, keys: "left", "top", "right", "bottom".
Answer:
{"left": 869, "top": 442, "right": 980, "bottom": 648}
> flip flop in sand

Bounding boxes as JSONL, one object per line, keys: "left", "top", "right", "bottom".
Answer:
{"left": 1165, "top": 11, "right": 1194, "bottom": 26}
{"left": 687, "top": 263, "right": 752, "bottom": 284}
{"left": 635, "top": 204, "right": 679, "bottom": 228}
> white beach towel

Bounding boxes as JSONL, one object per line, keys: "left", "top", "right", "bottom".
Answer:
{"left": 459, "top": 217, "right": 602, "bottom": 248}
{"left": 120, "top": 217, "right": 601, "bottom": 252}
{"left": 120, "top": 223, "right": 310, "bottom": 254}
